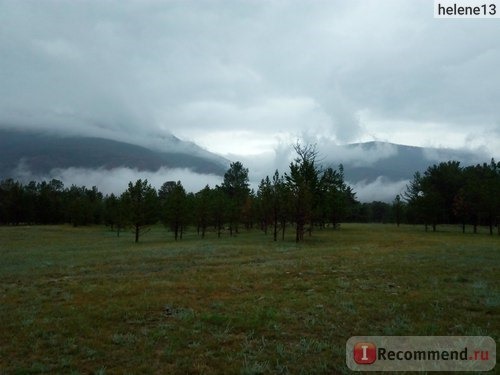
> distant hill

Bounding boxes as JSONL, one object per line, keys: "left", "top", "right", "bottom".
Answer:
{"left": 0, "top": 129, "right": 229, "bottom": 179}
{"left": 326, "top": 141, "right": 489, "bottom": 184}
{"left": 0, "top": 129, "right": 492, "bottom": 191}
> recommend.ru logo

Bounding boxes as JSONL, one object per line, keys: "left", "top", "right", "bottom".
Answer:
{"left": 346, "top": 336, "right": 496, "bottom": 372}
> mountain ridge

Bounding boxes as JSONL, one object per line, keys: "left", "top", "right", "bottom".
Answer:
{"left": 0, "top": 129, "right": 229, "bottom": 178}
{"left": 0, "top": 129, "right": 493, "bottom": 188}
{"left": 328, "top": 141, "right": 490, "bottom": 184}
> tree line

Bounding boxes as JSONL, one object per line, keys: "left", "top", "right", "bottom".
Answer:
{"left": 1, "top": 145, "right": 499, "bottom": 238}
{"left": 338, "top": 160, "right": 500, "bottom": 235}
{"left": 0, "top": 143, "right": 356, "bottom": 242}
{"left": 403, "top": 159, "right": 500, "bottom": 234}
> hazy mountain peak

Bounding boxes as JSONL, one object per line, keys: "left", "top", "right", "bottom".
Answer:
{"left": 329, "top": 141, "right": 490, "bottom": 184}
{"left": 0, "top": 128, "right": 229, "bottom": 179}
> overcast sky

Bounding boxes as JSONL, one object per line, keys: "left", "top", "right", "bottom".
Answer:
{"left": 1, "top": 0, "right": 499, "bottom": 160}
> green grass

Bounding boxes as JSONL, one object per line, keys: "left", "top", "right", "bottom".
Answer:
{"left": 0, "top": 224, "right": 499, "bottom": 374}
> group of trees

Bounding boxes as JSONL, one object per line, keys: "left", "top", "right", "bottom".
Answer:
{"left": 284, "top": 143, "right": 356, "bottom": 241}
{"left": 403, "top": 159, "right": 500, "bottom": 234}
{"left": 0, "top": 179, "right": 104, "bottom": 227}
{"left": 348, "top": 199, "right": 403, "bottom": 224}
{"left": 256, "top": 144, "right": 356, "bottom": 242}
{"left": 344, "top": 160, "right": 500, "bottom": 235}
{"left": 2, "top": 145, "right": 498, "bottom": 239}
{"left": 0, "top": 143, "right": 356, "bottom": 242}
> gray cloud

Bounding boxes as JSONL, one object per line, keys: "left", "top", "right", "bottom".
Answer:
{"left": 1, "top": 0, "right": 499, "bottom": 189}
{"left": 0, "top": 0, "right": 500, "bottom": 151}
{"left": 351, "top": 177, "right": 409, "bottom": 203}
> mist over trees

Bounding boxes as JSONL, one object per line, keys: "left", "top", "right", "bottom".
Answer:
{"left": 1, "top": 144, "right": 499, "bottom": 240}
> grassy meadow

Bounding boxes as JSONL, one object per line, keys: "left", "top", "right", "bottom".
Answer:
{"left": 0, "top": 224, "right": 499, "bottom": 374}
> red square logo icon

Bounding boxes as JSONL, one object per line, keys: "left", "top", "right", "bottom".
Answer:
{"left": 354, "top": 342, "right": 377, "bottom": 364}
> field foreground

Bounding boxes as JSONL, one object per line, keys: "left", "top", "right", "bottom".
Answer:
{"left": 1, "top": 224, "right": 499, "bottom": 374}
